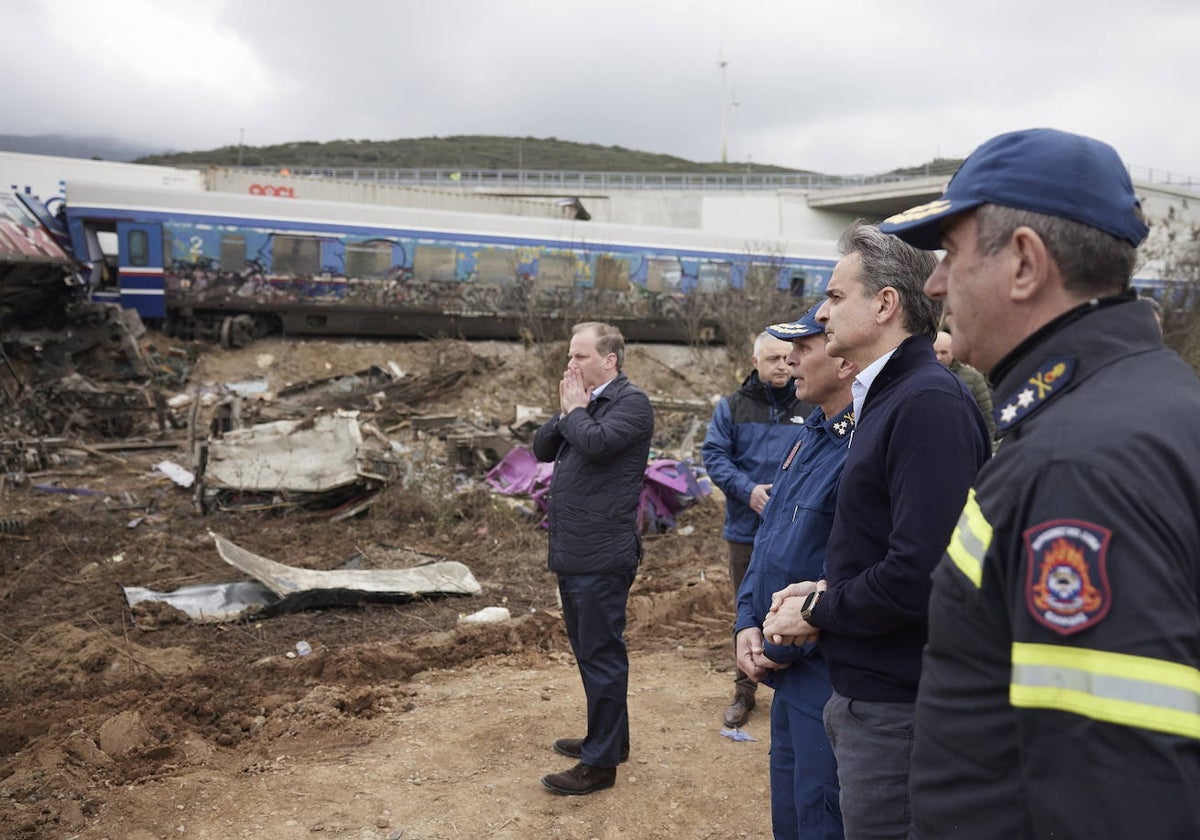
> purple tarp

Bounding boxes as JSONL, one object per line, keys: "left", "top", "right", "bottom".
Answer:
{"left": 485, "top": 447, "right": 708, "bottom": 533}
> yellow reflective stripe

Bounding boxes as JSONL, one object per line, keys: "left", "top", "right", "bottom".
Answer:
{"left": 945, "top": 487, "right": 991, "bottom": 588}
{"left": 1011, "top": 642, "right": 1200, "bottom": 740}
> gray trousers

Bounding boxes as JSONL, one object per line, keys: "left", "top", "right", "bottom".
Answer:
{"left": 823, "top": 690, "right": 915, "bottom": 840}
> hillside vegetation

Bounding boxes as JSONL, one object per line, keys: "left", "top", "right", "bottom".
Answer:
{"left": 135, "top": 135, "right": 813, "bottom": 173}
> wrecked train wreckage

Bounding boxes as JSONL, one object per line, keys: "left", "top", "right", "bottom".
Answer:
{"left": 0, "top": 191, "right": 169, "bottom": 456}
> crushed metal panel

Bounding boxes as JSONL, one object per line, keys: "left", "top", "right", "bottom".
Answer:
{"left": 204, "top": 413, "right": 365, "bottom": 492}
{"left": 122, "top": 581, "right": 278, "bottom": 623}
{"left": 211, "top": 532, "right": 482, "bottom": 598}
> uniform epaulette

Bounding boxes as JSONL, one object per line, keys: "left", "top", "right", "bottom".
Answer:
{"left": 994, "top": 357, "right": 1076, "bottom": 433}
{"left": 830, "top": 406, "right": 855, "bottom": 439}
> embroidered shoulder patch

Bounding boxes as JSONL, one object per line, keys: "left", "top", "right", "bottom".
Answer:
{"left": 1023, "top": 519, "right": 1112, "bottom": 635}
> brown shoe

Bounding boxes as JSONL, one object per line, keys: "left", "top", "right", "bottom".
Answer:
{"left": 553, "top": 737, "right": 629, "bottom": 763}
{"left": 541, "top": 761, "right": 616, "bottom": 796}
{"left": 723, "top": 692, "right": 756, "bottom": 727}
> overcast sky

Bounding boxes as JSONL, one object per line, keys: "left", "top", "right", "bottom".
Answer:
{"left": 4, "top": 0, "right": 1197, "bottom": 178}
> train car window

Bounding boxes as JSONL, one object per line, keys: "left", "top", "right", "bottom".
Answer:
{"left": 346, "top": 241, "right": 393, "bottom": 278}
{"left": 646, "top": 258, "right": 682, "bottom": 293}
{"left": 789, "top": 272, "right": 807, "bottom": 298}
{"left": 128, "top": 230, "right": 150, "bottom": 267}
{"left": 746, "top": 262, "right": 780, "bottom": 290}
{"left": 414, "top": 245, "right": 457, "bottom": 282}
{"left": 595, "top": 256, "right": 631, "bottom": 292}
{"left": 476, "top": 248, "right": 518, "bottom": 283}
{"left": 697, "top": 261, "right": 730, "bottom": 293}
{"left": 273, "top": 236, "right": 320, "bottom": 276}
{"left": 219, "top": 235, "right": 246, "bottom": 272}
{"left": 537, "top": 253, "right": 575, "bottom": 287}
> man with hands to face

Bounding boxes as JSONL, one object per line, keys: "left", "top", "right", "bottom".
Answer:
{"left": 533, "top": 322, "right": 654, "bottom": 797}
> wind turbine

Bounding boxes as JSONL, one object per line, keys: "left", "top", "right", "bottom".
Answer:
{"left": 718, "top": 47, "right": 730, "bottom": 164}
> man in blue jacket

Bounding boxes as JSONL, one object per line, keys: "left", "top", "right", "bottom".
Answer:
{"left": 735, "top": 302, "right": 856, "bottom": 840}
{"left": 533, "top": 321, "right": 654, "bottom": 796}
{"left": 704, "top": 331, "right": 811, "bottom": 727}
{"left": 764, "top": 222, "right": 990, "bottom": 839}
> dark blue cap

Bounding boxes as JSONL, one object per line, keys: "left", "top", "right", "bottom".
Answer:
{"left": 879, "top": 128, "right": 1150, "bottom": 250}
{"left": 765, "top": 301, "right": 824, "bottom": 340}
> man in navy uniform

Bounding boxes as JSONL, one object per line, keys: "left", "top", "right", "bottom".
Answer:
{"left": 704, "top": 330, "right": 811, "bottom": 727}
{"left": 735, "top": 303, "right": 855, "bottom": 840}
{"left": 882, "top": 127, "right": 1200, "bottom": 838}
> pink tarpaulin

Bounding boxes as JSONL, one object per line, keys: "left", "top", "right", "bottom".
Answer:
{"left": 485, "top": 447, "right": 708, "bottom": 533}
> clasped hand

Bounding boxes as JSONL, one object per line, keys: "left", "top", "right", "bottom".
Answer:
{"left": 761, "top": 579, "right": 826, "bottom": 646}
{"left": 734, "top": 627, "right": 790, "bottom": 683}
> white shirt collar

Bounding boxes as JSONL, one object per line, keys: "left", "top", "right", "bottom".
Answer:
{"left": 852, "top": 346, "right": 900, "bottom": 421}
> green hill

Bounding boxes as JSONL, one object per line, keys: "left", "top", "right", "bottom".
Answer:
{"left": 135, "top": 135, "right": 811, "bottom": 174}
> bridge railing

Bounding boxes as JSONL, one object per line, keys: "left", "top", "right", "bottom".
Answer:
{"left": 237, "top": 163, "right": 1198, "bottom": 193}
{"left": 238, "top": 166, "right": 961, "bottom": 191}
{"left": 1128, "top": 166, "right": 1198, "bottom": 191}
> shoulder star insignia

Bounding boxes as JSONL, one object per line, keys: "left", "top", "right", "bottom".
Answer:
{"left": 994, "top": 356, "right": 1077, "bottom": 433}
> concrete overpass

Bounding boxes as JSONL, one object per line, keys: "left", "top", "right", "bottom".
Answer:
{"left": 804, "top": 175, "right": 946, "bottom": 221}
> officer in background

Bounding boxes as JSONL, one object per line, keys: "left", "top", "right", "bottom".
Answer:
{"left": 881, "top": 127, "right": 1200, "bottom": 838}
{"left": 933, "top": 329, "right": 995, "bottom": 439}
{"left": 702, "top": 331, "right": 811, "bottom": 728}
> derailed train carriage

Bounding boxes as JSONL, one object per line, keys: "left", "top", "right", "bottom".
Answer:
{"left": 55, "top": 182, "right": 841, "bottom": 345}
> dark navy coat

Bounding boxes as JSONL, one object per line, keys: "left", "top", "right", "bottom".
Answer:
{"left": 532, "top": 373, "right": 654, "bottom": 575}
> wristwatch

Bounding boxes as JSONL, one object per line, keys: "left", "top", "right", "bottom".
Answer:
{"left": 800, "top": 589, "right": 821, "bottom": 622}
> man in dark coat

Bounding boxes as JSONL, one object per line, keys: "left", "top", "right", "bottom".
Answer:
{"left": 533, "top": 321, "right": 654, "bottom": 796}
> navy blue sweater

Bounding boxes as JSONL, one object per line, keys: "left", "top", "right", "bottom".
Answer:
{"left": 808, "top": 335, "right": 990, "bottom": 702}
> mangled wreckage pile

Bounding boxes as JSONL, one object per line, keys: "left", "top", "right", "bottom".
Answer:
{"left": 1, "top": 297, "right": 712, "bottom": 627}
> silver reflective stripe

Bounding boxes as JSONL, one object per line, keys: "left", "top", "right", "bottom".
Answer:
{"left": 946, "top": 488, "right": 990, "bottom": 587}
{"left": 1011, "top": 642, "right": 1200, "bottom": 739}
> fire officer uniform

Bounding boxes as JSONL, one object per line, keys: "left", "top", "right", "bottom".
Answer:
{"left": 910, "top": 292, "right": 1200, "bottom": 839}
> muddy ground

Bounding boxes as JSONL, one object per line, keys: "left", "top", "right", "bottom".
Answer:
{"left": 0, "top": 335, "right": 780, "bottom": 839}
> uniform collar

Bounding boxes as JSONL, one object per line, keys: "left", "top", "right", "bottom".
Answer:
{"left": 990, "top": 290, "right": 1159, "bottom": 435}
{"left": 816, "top": 402, "right": 856, "bottom": 441}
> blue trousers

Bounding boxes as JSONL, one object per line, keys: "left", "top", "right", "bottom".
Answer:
{"left": 771, "top": 697, "right": 844, "bottom": 840}
{"left": 823, "top": 691, "right": 915, "bottom": 840}
{"left": 557, "top": 569, "right": 636, "bottom": 768}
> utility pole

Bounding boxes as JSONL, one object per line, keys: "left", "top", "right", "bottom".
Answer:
{"left": 718, "top": 51, "right": 730, "bottom": 164}
{"left": 237, "top": 128, "right": 244, "bottom": 166}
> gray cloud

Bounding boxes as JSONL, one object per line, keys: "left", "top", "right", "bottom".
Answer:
{"left": 3, "top": 0, "right": 1197, "bottom": 178}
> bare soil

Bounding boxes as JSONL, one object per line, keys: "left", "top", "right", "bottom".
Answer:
{"left": 0, "top": 336, "right": 777, "bottom": 840}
